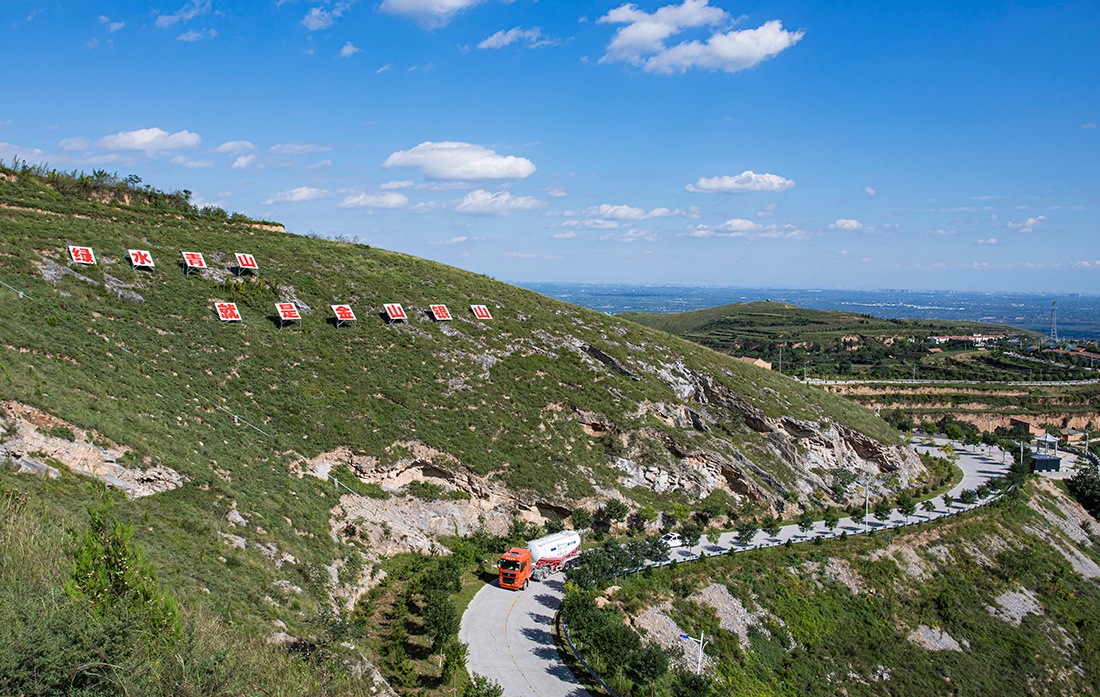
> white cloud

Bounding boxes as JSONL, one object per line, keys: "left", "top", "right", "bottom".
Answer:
{"left": 306, "top": 159, "right": 332, "bottom": 170}
{"left": 454, "top": 189, "right": 542, "bottom": 215}
{"left": 478, "top": 27, "right": 553, "bottom": 49}
{"left": 177, "top": 28, "right": 217, "bottom": 41}
{"left": 977, "top": 237, "right": 998, "bottom": 245}
{"left": 383, "top": 141, "right": 536, "bottom": 181}
{"left": 215, "top": 140, "right": 255, "bottom": 153}
{"left": 756, "top": 203, "right": 777, "bottom": 217}
{"left": 99, "top": 16, "right": 124, "bottom": 33}
{"left": 302, "top": 8, "right": 334, "bottom": 30}
{"left": 271, "top": 142, "right": 333, "bottom": 154}
{"left": 689, "top": 220, "right": 806, "bottom": 239}
{"left": 231, "top": 154, "right": 257, "bottom": 169}
{"left": 601, "top": 229, "right": 658, "bottom": 243}
{"left": 1082, "top": 123, "right": 1097, "bottom": 130}
{"left": 1007, "top": 215, "right": 1046, "bottom": 233}
{"left": 379, "top": 0, "right": 483, "bottom": 29}
{"left": 301, "top": 2, "right": 357, "bottom": 31}
{"left": 546, "top": 185, "right": 568, "bottom": 198}
{"left": 686, "top": 170, "right": 794, "bottom": 193}
{"left": 170, "top": 154, "right": 214, "bottom": 168}
{"left": 0, "top": 142, "right": 46, "bottom": 161}
{"left": 864, "top": 186, "right": 876, "bottom": 196}
{"left": 553, "top": 231, "right": 577, "bottom": 239}
{"left": 380, "top": 179, "right": 415, "bottom": 190}
{"left": 570, "top": 203, "right": 683, "bottom": 220}
{"left": 59, "top": 137, "right": 89, "bottom": 151}
{"left": 376, "top": 63, "right": 393, "bottom": 73}
{"left": 720, "top": 218, "right": 758, "bottom": 232}
{"left": 689, "top": 218, "right": 757, "bottom": 237}
{"left": 829, "top": 218, "right": 863, "bottom": 231}
{"left": 599, "top": 1, "right": 803, "bottom": 74}
{"left": 263, "top": 186, "right": 331, "bottom": 204}
{"left": 156, "top": 0, "right": 211, "bottom": 28}
{"left": 338, "top": 41, "right": 362, "bottom": 57}
{"left": 338, "top": 191, "right": 408, "bottom": 208}
{"left": 561, "top": 218, "right": 621, "bottom": 230}
{"left": 1070, "top": 260, "right": 1100, "bottom": 268}
{"left": 98, "top": 127, "right": 201, "bottom": 152}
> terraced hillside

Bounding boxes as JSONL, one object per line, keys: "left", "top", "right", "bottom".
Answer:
{"left": 621, "top": 301, "right": 1060, "bottom": 381}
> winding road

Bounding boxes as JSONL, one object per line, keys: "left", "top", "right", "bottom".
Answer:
{"left": 460, "top": 439, "right": 1013, "bottom": 697}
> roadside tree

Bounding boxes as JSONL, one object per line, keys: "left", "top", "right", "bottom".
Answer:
{"left": 796, "top": 510, "right": 815, "bottom": 536}
{"left": 762, "top": 515, "right": 782, "bottom": 539}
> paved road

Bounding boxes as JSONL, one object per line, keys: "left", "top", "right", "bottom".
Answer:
{"left": 461, "top": 439, "right": 1009, "bottom": 695}
{"left": 460, "top": 577, "right": 590, "bottom": 697}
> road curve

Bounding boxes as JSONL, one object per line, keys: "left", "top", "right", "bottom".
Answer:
{"left": 461, "top": 439, "right": 1011, "bottom": 694}
{"left": 460, "top": 577, "right": 590, "bottom": 697}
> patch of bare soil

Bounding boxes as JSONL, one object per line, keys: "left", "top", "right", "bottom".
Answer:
{"left": 907, "top": 624, "right": 965, "bottom": 652}
{"left": 630, "top": 603, "right": 710, "bottom": 672}
{"left": 987, "top": 588, "right": 1043, "bottom": 626}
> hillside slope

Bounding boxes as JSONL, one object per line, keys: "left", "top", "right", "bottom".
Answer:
{"left": 0, "top": 165, "right": 928, "bottom": 689}
{"left": 570, "top": 478, "right": 1100, "bottom": 696}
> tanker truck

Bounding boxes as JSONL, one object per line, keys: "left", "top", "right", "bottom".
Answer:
{"left": 498, "top": 530, "right": 581, "bottom": 590}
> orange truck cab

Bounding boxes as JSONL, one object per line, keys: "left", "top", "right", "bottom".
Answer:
{"left": 498, "top": 547, "right": 533, "bottom": 590}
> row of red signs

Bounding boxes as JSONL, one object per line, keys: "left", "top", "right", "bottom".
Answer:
{"left": 68, "top": 245, "right": 258, "bottom": 272}
{"left": 217, "top": 302, "right": 493, "bottom": 324}
{"left": 66, "top": 245, "right": 494, "bottom": 325}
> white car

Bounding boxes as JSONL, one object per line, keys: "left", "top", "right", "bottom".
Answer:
{"left": 660, "top": 532, "right": 684, "bottom": 548}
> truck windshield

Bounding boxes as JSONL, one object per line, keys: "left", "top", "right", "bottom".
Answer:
{"left": 500, "top": 560, "right": 522, "bottom": 571}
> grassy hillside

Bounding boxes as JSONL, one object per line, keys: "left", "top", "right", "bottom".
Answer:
{"left": 0, "top": 164, "right": 919, "bottom": 693}
{"left": 564, "top": 479, "right": 1100, "bottom": 696}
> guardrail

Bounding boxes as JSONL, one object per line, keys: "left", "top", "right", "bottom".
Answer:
{"left": 560, "top": 618, "right": 624, "bottom": 697}
{"left": 557, "top": 484, "right": 1014, "bottom": 691}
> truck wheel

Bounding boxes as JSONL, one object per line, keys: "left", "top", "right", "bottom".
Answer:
{"left": 523, "top": 579, "right": 529, "bottom": 590}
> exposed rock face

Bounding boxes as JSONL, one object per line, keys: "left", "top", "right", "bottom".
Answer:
{"left": 304, "top": 350, "right": 925, "bottom": 554}
{"left": 605, "top": 360, "right": 924, "bottom": 514}
{"left": 1, "top": 401, "right": 185, "bottom": 498}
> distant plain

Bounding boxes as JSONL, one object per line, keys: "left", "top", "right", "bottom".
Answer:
{"left": 518, "top": 284, "right": 1100, "bottom": 341}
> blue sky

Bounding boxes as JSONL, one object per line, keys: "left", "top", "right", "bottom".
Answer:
{"left": 2, "top": 0, "right": 1097, "bottom": 292}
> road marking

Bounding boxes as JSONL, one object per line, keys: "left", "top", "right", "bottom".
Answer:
{"left": 502, "top": 589, "right": 522, "bottom": 633}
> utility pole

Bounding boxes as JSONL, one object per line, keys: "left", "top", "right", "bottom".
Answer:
{"left": 680, "top": 631, "right": 709, "bottom": 674}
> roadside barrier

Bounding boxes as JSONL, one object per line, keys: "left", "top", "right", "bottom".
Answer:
{"left": 560, "top": 617, "right": 624, "bottom": 697}
{"left": 557, "top": 483, "right": 1015, "bottom": 690}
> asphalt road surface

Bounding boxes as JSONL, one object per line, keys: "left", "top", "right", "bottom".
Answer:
{"left": 460, "top": 576, "right": 590, "bottom": 697}
{"left": 461, "top": 438, "right": 1010, "bottom": 695}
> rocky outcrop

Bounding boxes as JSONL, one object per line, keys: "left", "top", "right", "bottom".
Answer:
{"left": 1, "top": 401, "right": 185, "bottom": 498}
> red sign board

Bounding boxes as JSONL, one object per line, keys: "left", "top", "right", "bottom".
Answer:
{"left": 235, "top": 253, "right": 258, "bottom": 270}
{"left": 471, "top": 304, "right": 493, "bottom": 320}
{"left": 430, "top": 304, "right": 452, "bottom": 321}
{"left": 182, "top": 251, "right": 207, "bottom": 269}
{"left": 128, "top": 249, "right": 154, "bottom": 268}
{"left": 276, "top": 302, "right": 301, "bottom": 321}
{"left": 384, "top": 303, "right": 407, "bottom": 322}
{"left": 331, "top": 304, "right": 357, "bottom": 322}
{"left": 215, "top": 302, "right": 241, "bottom": 322}
{"left": 68, "top": 246, "right": 96, "bottom": 264}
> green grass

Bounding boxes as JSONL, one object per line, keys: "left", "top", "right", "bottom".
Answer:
{"left": 577, "top": 482, "right": 1100, "bottom": 696}
{"left": 0, "top": 164, "right": 919, "bottom": 695}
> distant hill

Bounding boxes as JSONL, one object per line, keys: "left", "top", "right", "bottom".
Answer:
{"left": 620, "top": 301, "right": 1062, "bottom": 381}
